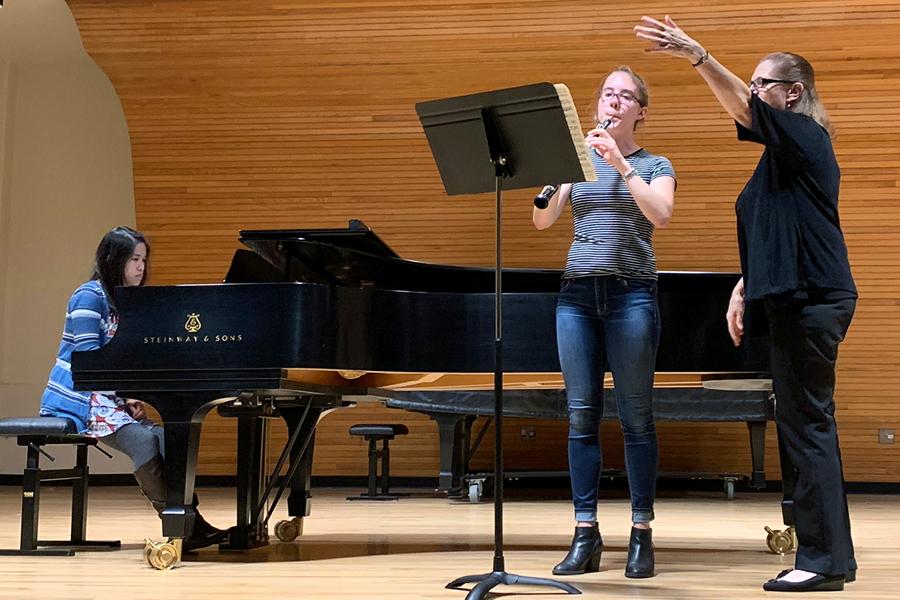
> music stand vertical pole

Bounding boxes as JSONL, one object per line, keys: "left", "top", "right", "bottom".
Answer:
{"left": 443, "top": 108, "right": 580, "bottom": 600}
{"left": 492, "top": 173, "right": 505, "bottom": 574}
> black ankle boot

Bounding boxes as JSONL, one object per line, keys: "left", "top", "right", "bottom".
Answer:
{"left": 182, "top": 507, "right": 228, "bottom": 552}
{"left": 625, "top": 526, "right": 655, "bottom": 578}
{"left": 552, "top": 524, "right": 602, "bottom": 575}
{"left": 193, "top": 511, "right": 226, "bottom": 537}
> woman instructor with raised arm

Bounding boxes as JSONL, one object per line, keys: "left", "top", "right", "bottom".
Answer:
{"left": 635, "top": 15, "right": 858, "bottom": 593}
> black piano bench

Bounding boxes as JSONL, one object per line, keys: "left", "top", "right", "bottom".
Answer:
{"left": 0, "top": 417, "right": 121, "bottom": 556}
{"left": 347, "top": 424, "right": 409, "bottom": 501}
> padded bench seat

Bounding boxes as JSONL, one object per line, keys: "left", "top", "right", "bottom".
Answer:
{"left": 347, "top": 424, "right": 409, "bottom": 501}
{"left": 0, "top": 416, "right": 120, "bottom": 556}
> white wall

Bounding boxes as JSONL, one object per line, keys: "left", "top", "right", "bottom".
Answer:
{"left": 0, "top": 0, "right": 136, "bottom": 474}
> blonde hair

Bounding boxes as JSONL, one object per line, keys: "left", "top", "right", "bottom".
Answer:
{"left": 592, "top": 65, "right": 650, "bottom": 129}
{"left": 762, "top": 52, "right": 835, "bottom": 137}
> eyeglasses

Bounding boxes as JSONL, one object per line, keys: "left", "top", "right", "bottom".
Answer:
{"left": 748, "top": 77, "right": 794, "bottom": 91}
{"left": 600, "top": 88, "right": 641, "bottom": 105}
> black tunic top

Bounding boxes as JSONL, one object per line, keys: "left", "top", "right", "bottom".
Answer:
{"left": 735, "top": 94, "right": 856, "bottom": 302}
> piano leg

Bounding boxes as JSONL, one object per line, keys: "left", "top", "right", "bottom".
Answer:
{"left": 429, "top": 413, "right": 468, "bottom": 494}
{"left": 224, "top": 410, "right": 270, "bottom": 550}
{"left": 220, "top": 397, "right": 341, "bottom": 546}
{"left": 280, "top": 404, "right": 323, "bottom": 520}
{"left": 746, "top": 420, "right": 768, "bottom": 490}
{"left": 264, "top": 398, "right": 341, "bottom": 543}
{"left": 159, "top": 419, "right": 202, "bottom": 540}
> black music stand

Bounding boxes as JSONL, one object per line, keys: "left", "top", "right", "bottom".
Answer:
{"left": 416, "top": 82, "right": 595, "bottom": 600}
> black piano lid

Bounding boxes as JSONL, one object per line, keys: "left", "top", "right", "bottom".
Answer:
{"left": 238, "top": 222, "right": 561, "bottom": 292}
{"left": 236, "top": 222, "right": 748, "bottom": 295}
{"left": 240, "top": 220, "right": 399, "bottom": 258}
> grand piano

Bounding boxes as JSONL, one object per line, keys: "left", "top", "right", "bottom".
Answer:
{"left": 72, "top": 221, "right": 771, "bottom": 568}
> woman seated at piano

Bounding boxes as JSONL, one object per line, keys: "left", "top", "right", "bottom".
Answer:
{"left": 533, "top": 66, "right": 676, "bottom": 579}
{"left": 39, "top": 226, "right": 226, "bottom": 552}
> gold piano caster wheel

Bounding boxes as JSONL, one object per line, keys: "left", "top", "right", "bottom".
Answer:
{"left": 143, "top": 537, "right": 181, "bottom": 570}
{"left": 143, "top": 539, "right": 154, "bottom": 564}
{"left": 765, "top": 526, "right": 796, "bottom": 555}
{"left": 274, "top": 517, "right": 303, "bottom": 542}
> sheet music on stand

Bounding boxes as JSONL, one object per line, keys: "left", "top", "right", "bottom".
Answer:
{"left": 552, "top": 83, "right": 597, "bottom": 186}
{"left": 417, "top": 82, "right": 596, "bottom": 196}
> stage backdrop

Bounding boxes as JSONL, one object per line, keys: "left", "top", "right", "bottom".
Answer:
{"left": 65, "top": 0, "right": 900, "bottom": 483}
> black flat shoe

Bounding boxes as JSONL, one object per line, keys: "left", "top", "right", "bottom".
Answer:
{"left": 770, "top": 569, "right": 792, "bottom": 581}
{"left": 624, "top": 526, "right": 655, "bottom": 578}
{"left": 552, "top": 524, "right": 602, "bottom": 576}
{"left": 770, "top": 568, "right": 856, "bottom": 585}
{"left": 762, "top": 573, "right": 845, "bottom": 592}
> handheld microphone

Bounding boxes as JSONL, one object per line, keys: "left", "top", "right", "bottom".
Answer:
{"left": 534, "top": 118, "right": 613, "bottom": 209}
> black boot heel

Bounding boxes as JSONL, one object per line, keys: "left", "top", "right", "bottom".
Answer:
{"left": 552, "top": 524, "right": 603, "bottom": 576}
{"left": 625, "top": 526, "right": 655, "bottom": 578}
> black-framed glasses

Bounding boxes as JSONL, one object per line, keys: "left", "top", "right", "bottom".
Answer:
{"left": 748, "top": 77, "right": 794, "bottom": 91}
{"left": 600, "top": 88, "right": 641, "bottom": 106}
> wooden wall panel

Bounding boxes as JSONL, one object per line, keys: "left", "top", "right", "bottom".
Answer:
{"left": 67, "top": 0, "right": 900, "bottom": 482}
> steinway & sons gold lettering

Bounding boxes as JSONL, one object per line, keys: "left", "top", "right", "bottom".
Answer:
{"left": 143, "top": 334, "right": 244, "bottom": 344}
{"left": 143, "top": 312, "right": 244, "bottom": 344}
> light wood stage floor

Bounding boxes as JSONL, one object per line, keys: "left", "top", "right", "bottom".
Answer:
{"left": 0, "top": 486, "right": 896, "bottom": 599}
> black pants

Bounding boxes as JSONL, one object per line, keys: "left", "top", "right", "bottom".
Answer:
{"left": 764, "top": 292, "right": 856, "bottom": 577}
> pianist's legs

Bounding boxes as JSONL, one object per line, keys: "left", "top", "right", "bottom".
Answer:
{"left": 99, "top": 422, "right": 166, "bottom": 511}
{"left": 765, "top": 291, "right": 856, "bottom": 581}
{"left": 100, "top": 421, "right": 227, "bottom": 549}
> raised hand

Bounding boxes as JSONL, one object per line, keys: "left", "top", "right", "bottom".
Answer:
{"left": 634, "top": 15, "right": 706, "bottom": 63}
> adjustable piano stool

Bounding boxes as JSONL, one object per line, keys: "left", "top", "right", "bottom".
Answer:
{"left": 347, "top": 424, "right": 409, "bottom": 501}
{"left": 0, "top": 417, "right": 120, "bottom": 555}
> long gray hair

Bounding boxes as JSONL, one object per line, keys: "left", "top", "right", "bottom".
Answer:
{"left": 762, "top": 52, "right": 834, "bottom": 137}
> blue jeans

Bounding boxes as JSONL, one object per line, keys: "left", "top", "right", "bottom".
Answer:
{"left": 556, "top": 275, "right": 660, "bottom": 524}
